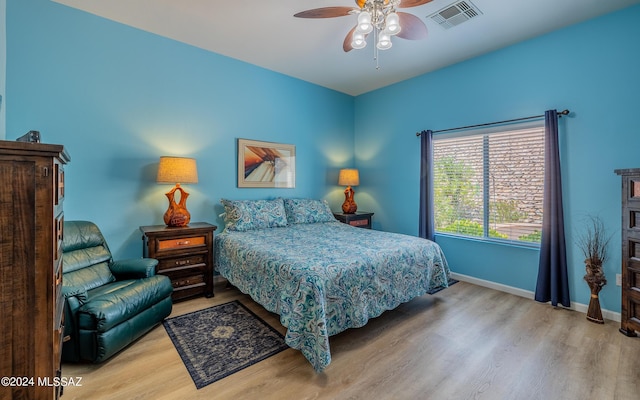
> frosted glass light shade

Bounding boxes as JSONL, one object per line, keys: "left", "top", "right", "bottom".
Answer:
{"left": 385, "top": 12, "right": 401, "bottom": 35}
{"left": 351, "top": 32, "right": 367, "bottom": 49}
{"left": 357, "top": 11, "right": 373, "bottom": 34}
{"left": 377, "top": 33, "right": 392, "bottom": 50}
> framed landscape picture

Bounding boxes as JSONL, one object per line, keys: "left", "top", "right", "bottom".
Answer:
{"left": 237, "top": 139, "right": 296, "bottom": 188}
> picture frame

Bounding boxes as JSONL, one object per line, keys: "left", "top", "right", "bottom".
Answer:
{"left": 237, "top": 139, "right": 296, "bottom": 188}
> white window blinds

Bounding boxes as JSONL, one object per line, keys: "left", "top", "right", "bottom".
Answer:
{"left": 433, "top": 122, "right": 545, "bottom": 244}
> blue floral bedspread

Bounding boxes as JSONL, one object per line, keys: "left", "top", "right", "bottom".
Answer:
{"left": 214, "top": 222, "right": 450, "bottom": 371}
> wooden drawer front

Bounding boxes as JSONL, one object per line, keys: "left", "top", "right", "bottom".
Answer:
{"left": 630, "top": 239, "right": 640, "bottom": 261}
{"left": 630, "top": 210, "right": 640, "bottom": 230}
{"left": 55, "top": 213, "right": 64, "bottom": 263}
{"left": 55, "top": 163, "right": 65, "bottom": 205}
{"left": 55, "top": 266, "right": 64, "bottom": 329}
{"left": 628, "top": 256, "right": 640, "bottom": 291}
{"left": 172, "top": 274, "right": 205, "bottom": 289}
{"left": 157, "top": 236, "right": 206, "bottom": 251}
{"left": 54, "top": 320, "right": 64, "bottom": 364}
{"left": 349, "top": 219, "right": 369, "bottom": 227}
{"left": 172, "top": 275, "right": 207, "bottom": 301}
{"left": 631, "top": 178, "right": 640, "bottom": 200}
{"left": 627, "top": 292, "right": 640, "bottom": 329}
{"left": 158, "top": 254, "right": 206, "bottom": 274}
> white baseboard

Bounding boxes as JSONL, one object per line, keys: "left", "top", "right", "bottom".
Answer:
{"left": 450, "top": 272, "right": 621, "bottom": 323}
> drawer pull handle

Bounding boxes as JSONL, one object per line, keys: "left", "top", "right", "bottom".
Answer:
{"left": 175, "top": 260, "right": 191, "bottom": 266}
{"left": 177, "top": 240, "right": 190, "bottom": 246}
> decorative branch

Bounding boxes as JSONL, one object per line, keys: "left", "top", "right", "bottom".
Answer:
{"left": 575, "top": 215, "right": 612, "bottom": 264}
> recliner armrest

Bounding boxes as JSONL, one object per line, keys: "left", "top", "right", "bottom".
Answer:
{"left": 62, "top": 286, "right": 88, "bottom": 332}
{"left": 62, "top": 285, "right": 88, "bottom": 305}
{"left": 110, "top": 258, "right": 158, "bottom": 280}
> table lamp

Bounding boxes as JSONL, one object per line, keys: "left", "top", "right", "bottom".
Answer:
{"left": 338, "top": 168, "right": 360, "bottom": 214}
{"left": 157, "top": 156, "right": 198, "bottom": 227}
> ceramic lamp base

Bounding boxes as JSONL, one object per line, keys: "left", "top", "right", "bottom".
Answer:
{"left": 341, "top": 186, "right": 357, "bottom": 214}
{"left": 164, "top": 185, "right": 191, "bottom": 227}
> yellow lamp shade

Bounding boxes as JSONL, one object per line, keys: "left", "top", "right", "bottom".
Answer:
{"left": 338, "top": 169, "right": 360, "bottom": 186}
{"left": 157, "top": 156, "right": 198, "bottom": 184}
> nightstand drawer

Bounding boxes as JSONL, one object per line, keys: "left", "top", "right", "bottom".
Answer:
{"left": 333, "top": 211, "right": 374, "bottom": 229}
{"left": 172, "top": 274, "right": 205, "bottom": 289}
{"left": 172, "top": 275, "right": 208, "bottom": 301}
{"left": 158, "top": 254, "right": 206, "bottom": 274}
{"left": 349, "top": 219, "right": 369, "bottom": 227}
{"left": 157, "top": 236, "right": 205, "bottom": 251}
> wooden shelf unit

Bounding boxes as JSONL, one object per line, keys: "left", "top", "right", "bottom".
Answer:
{"left": 616, "top": 169, "right": 640, "bottom": 337}
{"left": 0, "top": 140, "right": 70, "bottom": 400}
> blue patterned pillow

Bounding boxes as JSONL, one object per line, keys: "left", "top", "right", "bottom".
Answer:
{"left": 220, "top": 198, "right": 288, "bottom": 232}
{"left": 283, "top": 198, "right": 336, "bottom": 224}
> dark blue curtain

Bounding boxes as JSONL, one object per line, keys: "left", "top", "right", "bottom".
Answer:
{"left": 534, "top": 110, "right": 570, "bottom": 307}
{"left": 419, "top": 130, "right": 435, "bottom": 241}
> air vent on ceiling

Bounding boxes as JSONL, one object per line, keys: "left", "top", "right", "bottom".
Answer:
{"left": 428, "top": 0, "right": 483, "bottom": 30}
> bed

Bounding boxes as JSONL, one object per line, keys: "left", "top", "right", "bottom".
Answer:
{"left": 214, "top": 198, "right": 451, "bottom": 371}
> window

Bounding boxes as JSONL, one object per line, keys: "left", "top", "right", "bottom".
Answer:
{"left": 433, "top": 122, "right": 545, "bottom": 245}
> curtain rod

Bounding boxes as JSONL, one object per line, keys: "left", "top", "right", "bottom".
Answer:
{"left": 415, "top": 109, "right": 570, "bottom": 136}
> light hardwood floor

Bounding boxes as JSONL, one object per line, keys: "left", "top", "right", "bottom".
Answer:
{"left": 62, "top": 279, "right": 639, "bottom": 400}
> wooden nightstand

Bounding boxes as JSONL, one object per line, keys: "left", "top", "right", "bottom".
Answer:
{"left": 333, "top": 211, "right": 374, "bottom": 229}
{"left": 140, "top": 222, "right": 217, "bottom": 302}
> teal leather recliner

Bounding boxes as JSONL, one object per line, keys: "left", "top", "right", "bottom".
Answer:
{"left": 61, "top": 221, "right": 173, "bottom": 363}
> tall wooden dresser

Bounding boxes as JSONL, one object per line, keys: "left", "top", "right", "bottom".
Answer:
{"left": 615, "top": 168, "right": 640, "bottom": 337}
{"left": 0, "top": 141, "right": 70, "bottom": 399}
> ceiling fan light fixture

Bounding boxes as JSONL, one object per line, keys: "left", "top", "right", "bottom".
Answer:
{"left": 384, "top": 12, "right": 401, "bottom": 35}
{"left": 376, "top": 32, "right": 392, "bottom": 50}
{"left": 293, "top": 0, "right": 430, "bottom": 64}
{"left": 356, "top": 11, "right": 373, "bottom": 33}
{"left": 351, "top": 31, "right": 367, "bottom": 49}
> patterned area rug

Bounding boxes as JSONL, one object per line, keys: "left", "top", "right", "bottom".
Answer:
{"left": 163, "top": 300, "right": 288, "bottom": 389}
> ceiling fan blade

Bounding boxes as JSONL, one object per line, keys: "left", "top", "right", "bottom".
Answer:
{"left": 397, "top": 12, "right": 428, "bottom": 40}
{"left": 398, "top": 0, "right": 434, "bottom": 8}
{"left": 294, "top": 7, "right": 355, "bottom": 18}
{"left": 343, "top": 26, "right": 357, "bottom": 52}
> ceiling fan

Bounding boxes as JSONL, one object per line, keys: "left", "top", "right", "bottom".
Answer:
{"left": 294, "top": 0, "right": 432, "bottom": 52}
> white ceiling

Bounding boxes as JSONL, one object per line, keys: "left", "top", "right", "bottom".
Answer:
{"left": 53, "top": 0, "right": 639, "bottom": 96}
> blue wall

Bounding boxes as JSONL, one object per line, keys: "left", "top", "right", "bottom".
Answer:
{"left": 354, "top": 5, "right": 640, "bottom": 313}
{"left": 7, "top": 1, "right": 639, "bottom": 313}
{"left": 6, "top": 0, "right": 354, "bottom": 258}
